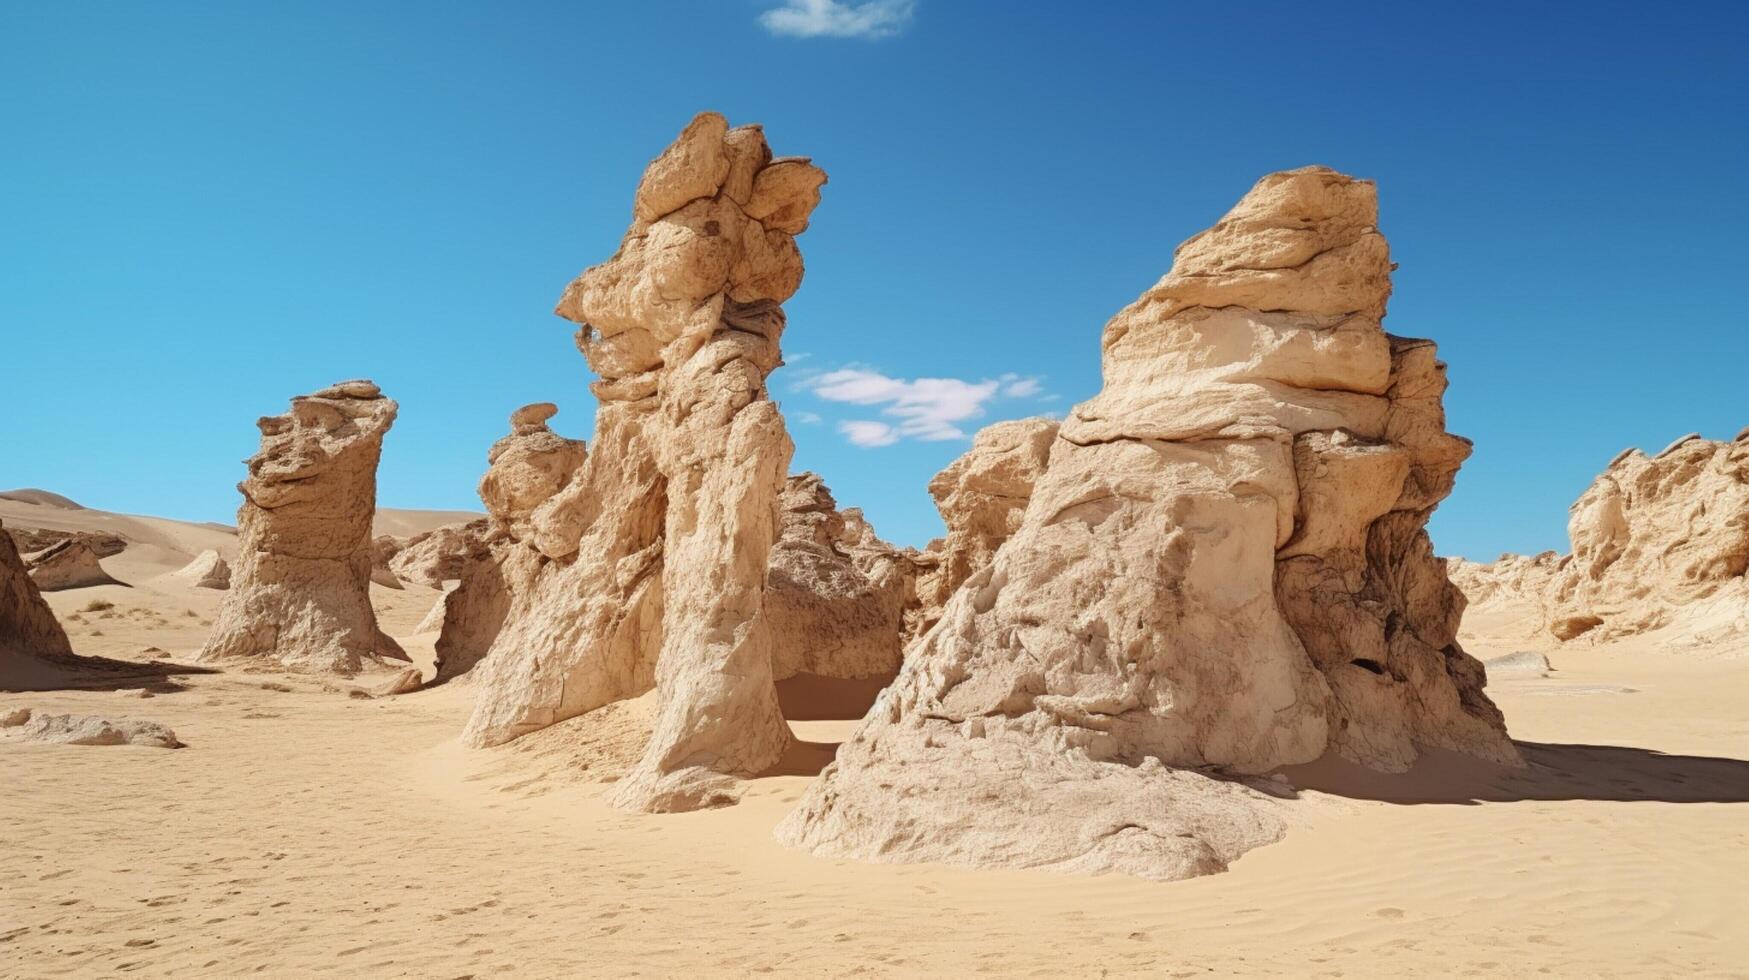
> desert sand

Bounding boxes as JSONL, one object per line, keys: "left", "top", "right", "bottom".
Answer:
{"left": 2, "top": 490, "right": 1746, "bottom": 976}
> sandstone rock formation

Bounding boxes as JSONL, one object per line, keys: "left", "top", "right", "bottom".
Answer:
{"left": 25, "top": 539, "right": 123, "bottom": 591}
{"left": 778, "top": 167, "right": 1518, "bottom": 881}
{"left": 909, "top": 418, "right": 1057, "bottom": 640}
{"left": 1, "top": 519, "right": 80, "bottom": 688}
{"left": 198, "top": 380, "right": 407, "bottom": 674}
{"left": 767, "top": 473, "right": 907, "bottom": 681}
{"left": 1, "top": 708, "right": 183, "bottom": 748}
{"left": 171, "top": 549, "right": 233, "bottom": 590}
{"left": 1455, "top": 431, "right": 1749, "bottom": 647}
{"left": 388, "top": 520, "right": 493, "bottom": 588}
{"left": 5, "top": 527, "right": 127, "bottom": 558}
{"left": 463, "top": 113, "right": 826, "bottom": 812}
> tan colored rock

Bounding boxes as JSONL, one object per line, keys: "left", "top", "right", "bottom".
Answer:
{"left": 25, "top": 539, "right": 123, "bottom": 591}
{"left": 388, "top": 519, "right": 493, "bottom": 588}
{"left": 910, "top": 418, "right": 1058, "bottom": 641}
{"left": 5, "top": 711, "right": 183, "bottom": 748}
{"left": 5, "top": 527, "right": 127, "bottom": 558}
{"left": 1545, "top": 433, "right": 1748, "bottom": 644}
{"left": 766, "top": 474, "right": 906, "bottom": 682}
{"left": 1, "top": 520, "right": 80, "bottom": 688}
{"left": 777, "top": 167, "right": 1517, "bottom": 882}
{"left": 376, "top": 667, "right": 423, "bottom": 696}
{"left": 477, "top": 406, "right": 586, "bottom": 548}
{"left": 171, "top": 549, "right": 233, "bottom": 590}
{"left": 464, "top": 113, "right": 826, "bottom": 813}
{"left": 198, "top": 380, "right": 407, "bottom": 675}
{"left": 369, "top": 536, "right": 404, "bottom": 589}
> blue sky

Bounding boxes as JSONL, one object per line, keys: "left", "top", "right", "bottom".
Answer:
{"left": 3, "top": 1, "right": 1745, "bottom": 559}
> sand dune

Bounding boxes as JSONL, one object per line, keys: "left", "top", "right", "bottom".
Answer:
{"left": 0, "top": 496, "right": 1745, "bottom": 976}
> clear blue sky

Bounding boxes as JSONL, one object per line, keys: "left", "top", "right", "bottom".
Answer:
{"left": 3, "top": 1, "right": 1745, "bottom": 559}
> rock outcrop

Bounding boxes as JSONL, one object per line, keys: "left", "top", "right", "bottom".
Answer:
{"left": 463, "top": 113, "right": 828, "bottom": 813}
{"left": 909, "top": 418, "right": 1057, "bottom": 640}
{"left": 777, "top": 167, "right": 1518, "bottom": 881}
{"left": 1, "top": 708, "right": 183, "bottom": 748}
{"left": 388, "top": 520, "right": 493, "bottom": 588}
{"left": 25, "top": 539, "right": 123, "bottom": 591}
{"left": 5, "top": 527, "right": 127, "bottom": 558}
{"left": 767, "top": 474, "right": 907, "bottom": 682}
{"left": 1455, "top": 432, "right": 1749, "bottom": 647}
{"left": 198, "top": 380, "right": 407, "bottom": 674}
{"left": 1, "top": 519, "right": 80, "bottom": 688}
{"left": 171, "top": 549, "right": 233, "bottom": 590}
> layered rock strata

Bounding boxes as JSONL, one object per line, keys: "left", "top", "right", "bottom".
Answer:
{"left": 463, "top": 113, "right": 827, "bottom": 812}
{"left": 198, "top": 380, "right": 406, "bottom": 674}
{"left": 777, "top": 167, "right": 1518, "bottom": 881}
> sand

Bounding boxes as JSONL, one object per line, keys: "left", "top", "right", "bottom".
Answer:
{"left": 2, "top": 498, "right": 1746, "bottom": 976}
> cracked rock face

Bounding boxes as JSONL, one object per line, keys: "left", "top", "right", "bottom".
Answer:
{"left": 463, "top": 113, "right": 825, "bottom": 813}
{"left": 1, "top": 519, "right": 80, "bottom": 688}
{"left": 777, "top": 167, "right": 1518, "bottom": 881}
{"left": 767, "top": 474, "right": 907, "bottom": 682}
{"left": 1542, "top": 433, "right": 1747, "bottom": 644}
{"left": 198, "top": 381, "right": 407, "bottom": 675}
{"left": 24, "top": 539, "right": 122, "bottom": 591}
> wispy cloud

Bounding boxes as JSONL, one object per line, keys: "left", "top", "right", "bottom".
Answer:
{"left": 839, "top": 420, "right": 900, "bottom": 446}
{"left": 758, "top": 0, "right": 916, "bottom": 40}
{"left": 794, "top": 410, "right": 823, "bottom": 425}
{"left": 794, "top": 365, "right": 1051, "bottom": 448}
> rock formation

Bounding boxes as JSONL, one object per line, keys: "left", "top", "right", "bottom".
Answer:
{"left": 1455, "top": 431, "right": 1749, "bottom": 646}
{"left": 1, "top": 519, "right": 81, "bottom": 688}
{"left": 767, "top": 473, "right": 907, "bottom": 681}
{"left": 198, "top": 380, "right": 407, "bottom": 675}
{"left": 5, "top": 527, "right": 127, "bottom": 558}
{"left": 909, "top": 418, "right": 1057, "bottom": 640}
{"left": 462, "top": 113, "right": 828, "bottom": 811}
{"left": 388, "top": 519, "right": 493, "bottom": 588}
{"left": 777, "top": 167, "right": 1518, "bottom": 881}
{"left": 171, "top": 549, "right": 233, "bottom": 590}
{"left": 24, "top": 539, "right": 123, "bottom": 591}
{"left": 1, "top": 708, "right": 183, "bottom": 748}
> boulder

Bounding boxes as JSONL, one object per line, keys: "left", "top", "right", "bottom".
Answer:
{"left": 25, "top": 539, "right": 122, "bottom": 591}
{"left": 388, "top": 519, "right": 494, "bottom": 588}
{"left": 5, "top": 527, "right": 127, "bottom": 558}
{"left": 171, "top": 549, "right": 232, "bottom": 590}
{"left": 198, "top": 380, "right": 406, "bottom": 674}
{"left": 463, "top": 113, "right": 825, "bottom": 813}
{"left": 777, "top": 167, "right": 1519, "bottom": 882}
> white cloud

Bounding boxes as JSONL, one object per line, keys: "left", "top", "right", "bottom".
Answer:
{"left": 804, "top": 367, "right": 998, "bottom": 443}
{"left": 794, "top": 410, "right": 823, "bottom": 424}
{"left": 838, "top": 420, "right": 900, "bottom": 447}
{"left": 1002, "top": 377, "right": 1042, "bottom": 398}
{"left": 758, "top": 0, "right": 916, "bottom": 40}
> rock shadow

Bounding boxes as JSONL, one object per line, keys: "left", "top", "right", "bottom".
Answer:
{"left": 1281, "top": 741, "right": 1749, "bottom": 806}
{"left": 760, "top": 671, "right": 897, "bottom": 778}
{"left": 1, "top": 653, "right": 219, "bottom": 694}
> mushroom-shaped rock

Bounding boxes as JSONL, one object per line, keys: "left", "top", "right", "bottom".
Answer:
{"left": 776, "top": 167, "right": 1518, "bottom": 882}
{"left": 198, "top": 381, "right": 405, "bottom": 674}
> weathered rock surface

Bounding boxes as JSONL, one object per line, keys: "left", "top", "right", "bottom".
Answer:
{"left": 198, "top": 380, "right": 407, "bottom": 674}
{"left": 25, "top": 539, "right": 123, "bottom": 591}
{"left": 1455, "top": 432, "right": 1749, "bottom": 647}
{"left": 388, "top": 520, "right": 493, "bottom": 588}
{"left": 767, "top": 474, "right": 907, "bottom": 681}
{"left": 778, "top": 167, "right": 1518, "bottom": 881}
{"left": 910, "top": 418, "right": 1057, "bottom": 641}
{"left": 2, "top": 708, "right": 183, "bottom": 748}
{"left": 5, "top": 527, "right": 127, "bottom": 558}
{"left": 463, "top": 113, "right": 825, "bottom": 813}
{"left": 1, "top": 520, "right": 80, "bottom": 688}
{"left": 171, "top": 549, "right": 233, "bottom": 590}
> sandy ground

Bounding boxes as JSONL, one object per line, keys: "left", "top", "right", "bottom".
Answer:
{"left": 3, "top": 497, "right": 1747, "bottom": 977}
